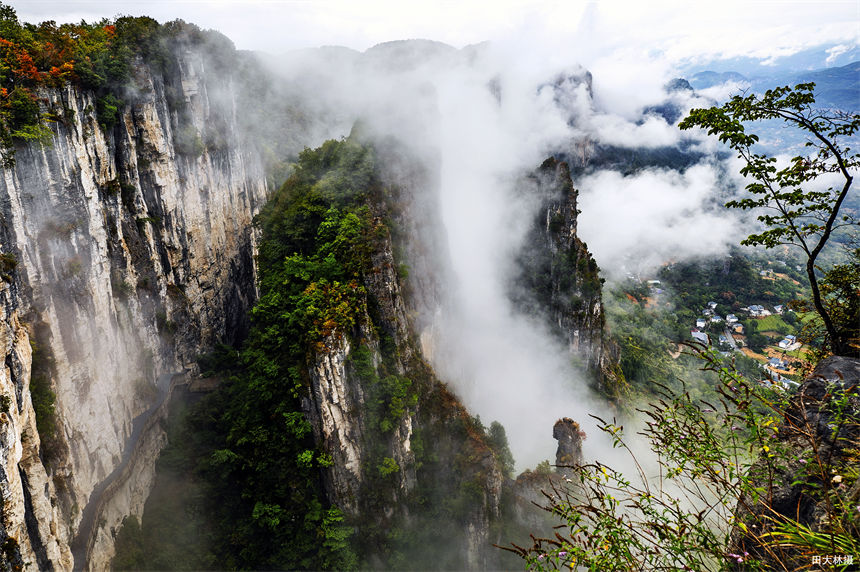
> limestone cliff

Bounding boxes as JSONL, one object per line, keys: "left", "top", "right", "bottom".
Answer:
{"left": 302, "top": 145, "right": 506, "bottom": 569}
{"left": 512, "top": 157, "right": 623, "bottom": 394}
{"left": 0, "top": 37, "right": 266, "bottom": 569}
{"left": 302, "top": 149, "right": 619, "bottom": 566}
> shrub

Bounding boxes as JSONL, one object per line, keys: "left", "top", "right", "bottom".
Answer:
{"left": 501, "top": 346, "right": 859, "bottom": 570}
{"left": 96, "top": 94, "right": 121, "bottom": 130}
{"left": 0, "top": 251, "right": 16, "bottom": 280}
{"left": 377, "top": 457, "right": 400, "bottom": 477}
{"left": 29, "top": 340, "right": 57, "bottom": 442}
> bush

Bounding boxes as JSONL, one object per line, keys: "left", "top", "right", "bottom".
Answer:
{"left": 501, "top": 347, "right": 860, "bottom": 570}
{"left": 29, "top": 340, "right": 57, "bottom": 442}
{"left": 377, "top": 457, "right": 400, "bottom": 477}
{"left": 96, "top": 94, "right": 122, "bottom": 130}
{"left": 0, "top": 252, "right": 16, "bottom": 279}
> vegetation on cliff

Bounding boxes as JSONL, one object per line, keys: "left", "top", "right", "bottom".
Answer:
{"left": 114, "top": 136, "right": 520, "bottom": 570}
{"left": 113, "top": 139, "right": 373, "bottom": 570}
{"left": 0, "top": 3, "right": 239, "bottom": 165}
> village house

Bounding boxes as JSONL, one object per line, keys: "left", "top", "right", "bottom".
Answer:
{"left": 747, "top": 304, "right": 771, "bottom": 317}
{"left": 691, "top": 329, "right": 710, "bottom": 345}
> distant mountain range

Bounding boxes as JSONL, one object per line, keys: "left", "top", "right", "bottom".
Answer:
{"left": 682, "top": 42, "right": 859, "bottom": 112}
{"left": 683, "top": 42, "right": 859, "bottom": 77}
{"left": 689, "top": 61, "right": 859, "bottom": 112}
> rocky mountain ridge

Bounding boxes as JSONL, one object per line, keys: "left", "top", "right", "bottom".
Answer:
{"left": 513, "top": 157, "right": 623, "bottom": 394}
{"left": 0, "top": 38, "right": 266, "bottom": 569}
{"left": 0, "top": 28, "right": 621, "bottom": 569}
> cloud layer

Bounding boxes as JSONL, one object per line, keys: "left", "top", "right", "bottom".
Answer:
{"left": 576, "top": 164, "right": 745, "bottom": 279}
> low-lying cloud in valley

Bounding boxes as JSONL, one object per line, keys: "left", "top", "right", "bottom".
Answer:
{"left": 576, "top": 164, "right": 745, "bottom": 279}
{"left": 256, "top": 34, "right": 765, "bottom": 468}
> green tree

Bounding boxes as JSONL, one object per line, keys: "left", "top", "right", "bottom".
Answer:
{"left": 679, "top": 83, "right": 859, "bottom": 356}
{"left": 487, "top": 421, "right": 516, "bottom": 478}
{"left": 798, "top": 248, "right": 860, "bottom": 357}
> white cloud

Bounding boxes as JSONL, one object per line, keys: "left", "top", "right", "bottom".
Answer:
{"left": 826, "top": 42, "right": 857, "bottom": 64}
{"left": 576, "top": 164, "right": 745, "bottom": 278}
{"left": 591, "top": 114, "right": 681, "bottom": 149}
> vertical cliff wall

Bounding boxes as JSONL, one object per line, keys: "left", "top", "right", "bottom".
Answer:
{"left": 0, "top": 41, "right": 267, "bottom": 569}
{"left": 300, "top": 143, "right": 506, "bottom": 569}
{"left": 513, "top": 158, "right": 623, "bottom": 394}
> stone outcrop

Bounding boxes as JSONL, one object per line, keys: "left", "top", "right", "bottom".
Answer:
{"left": 553, "top": 417, "right": 585, "bottom": 476}
{"left": 0, "top": 40, "right": 266, "bottom": 569}
{"left": 512, "top": 157, "right": 623, "bottom": 394}
{"left": 729, "top": 356, "right": 860, "bottom": 570}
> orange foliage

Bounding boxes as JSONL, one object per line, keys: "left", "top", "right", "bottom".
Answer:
{"left": 0, "top": 38, "right": 46, "bottom": 85}
{"left": 48, "top": 61, "right": 75, "bottom": 81}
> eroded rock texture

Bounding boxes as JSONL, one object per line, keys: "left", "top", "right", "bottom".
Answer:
{"left": 729, "top": 356, "right": 860, "bottom": 570}
{"left": 0, "top": 42, "right": 265, "bottom": 569}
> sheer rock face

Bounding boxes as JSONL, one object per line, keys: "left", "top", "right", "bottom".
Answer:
{"left": 729, "top": 356, "right": 860, "bottom": 570}
{"left": 513, "top": 158, "right": 623, "bottom": 394}
{"left": 553, "top": 417, "right": 584, "bottom": 476}
{"left": 304, "top": 151, "right": 504, "bottom": 569}
{"left": 0, "top": 48, "right": 266, "bottom": 569}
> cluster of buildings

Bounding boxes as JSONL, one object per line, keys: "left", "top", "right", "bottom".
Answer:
{"left": 690, "top": 301, "right": 744, "bottom": 346}
{"left": 685, "top": 297, "right": 803, "bottom": 386}
{"left": 689, "top": 300, "right": 794, "bottom": 351}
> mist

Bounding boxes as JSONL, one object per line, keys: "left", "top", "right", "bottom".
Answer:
{"left": 576, "top": 164, "right": 745, "bottom": 280}
{"left": 254, "top": 37, "right": 746, "bottom": 471}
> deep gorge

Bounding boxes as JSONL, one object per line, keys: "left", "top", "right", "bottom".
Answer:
{"left": 0, "top": 16, "right": 620, "bottom": 571}
{"left": 3, "top": 6, "right": 853, "bottom": 570}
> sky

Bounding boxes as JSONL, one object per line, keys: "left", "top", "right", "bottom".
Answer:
{"left": 11, "top": 0, "right": 860, "bottom": 65}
